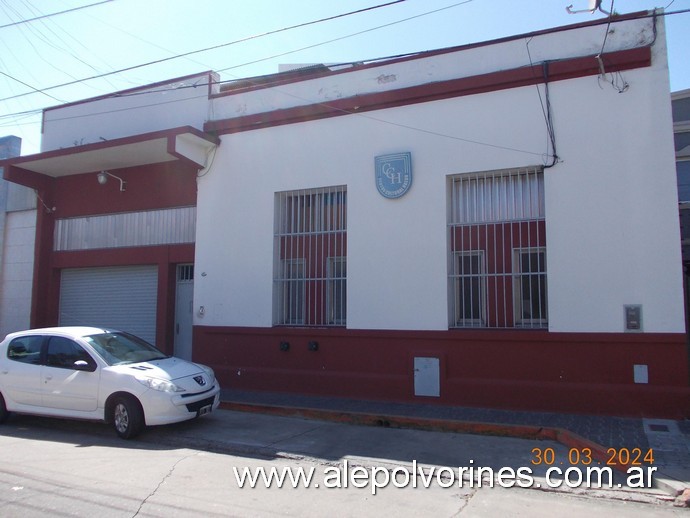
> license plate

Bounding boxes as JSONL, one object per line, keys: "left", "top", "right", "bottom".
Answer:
{"left": 197, "top": 404, "right": 213, "bottom": 417}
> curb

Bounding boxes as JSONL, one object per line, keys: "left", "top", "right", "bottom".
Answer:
{"left": 219, "top": 400, "right": 686, "bottom": 497}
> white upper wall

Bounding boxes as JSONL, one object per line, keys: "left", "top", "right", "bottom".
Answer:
{"left": 40, "top": 72, "right": 218, "bottom": 152}
{"left": 545, "top": 26, "right": 683, "bottom": 333}
{"left": 211, "top": 16, "right": 656, "bottom": 120}
{"left": 193, "top": 12, "right": 684, "bottom": 333}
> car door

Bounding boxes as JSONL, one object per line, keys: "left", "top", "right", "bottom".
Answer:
{"left": 41, "top": 336, "right": 99, "bottom": 412}
{"left": 1, "top": 335, "right": 44, "bottom": 407}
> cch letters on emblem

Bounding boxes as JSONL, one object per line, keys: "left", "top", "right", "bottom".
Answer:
{"left": 375, "top": 152, "right": 412, "bottom": 199}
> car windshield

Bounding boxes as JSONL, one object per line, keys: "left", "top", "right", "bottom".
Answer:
{"left": 84, "top": 332, "right": 168, "bottom": 366}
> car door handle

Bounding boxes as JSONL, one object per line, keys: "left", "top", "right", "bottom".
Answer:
{"left": 44, "top": 376, "right": 52, "bottom": 383}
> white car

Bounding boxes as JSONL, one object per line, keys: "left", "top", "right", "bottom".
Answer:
{"left": 0, "top": 327, "right": 220, "bottom": 439}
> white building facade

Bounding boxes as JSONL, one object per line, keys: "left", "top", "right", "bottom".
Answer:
{"left": 2, "top": 11, "right": 686, "bottom": 416}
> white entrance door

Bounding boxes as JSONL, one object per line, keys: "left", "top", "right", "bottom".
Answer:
{"left": 174, "top": 264, "right": 194, "bottom": 360}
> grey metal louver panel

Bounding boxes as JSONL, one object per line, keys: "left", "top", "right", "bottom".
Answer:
{"left": 59, "top": 266, "right": 158, "bottom": 345}
{"left": 54, "top": 206, "right": 196, "bottom": 251}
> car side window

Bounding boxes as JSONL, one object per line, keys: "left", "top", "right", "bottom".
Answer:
{"left": 7, "top": 336, "right": 43, "bottom": 364}
{"left": 46, "top": 336, "right": 95, "bottom": 370}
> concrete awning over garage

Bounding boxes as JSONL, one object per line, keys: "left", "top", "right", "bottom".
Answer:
{"left": 0, "top": 126, "right": 219, "bottom": 186}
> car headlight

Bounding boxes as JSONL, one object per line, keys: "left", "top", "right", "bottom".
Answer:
{"left": 136, "top": 377, "right": 185, "bottom": 393}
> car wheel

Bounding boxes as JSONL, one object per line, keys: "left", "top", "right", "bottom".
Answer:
{"left": 111, "top": 395, "right": 144, "bottom": 439}
{"left": 0, "top": 393, "right": 8, "bottom": 424}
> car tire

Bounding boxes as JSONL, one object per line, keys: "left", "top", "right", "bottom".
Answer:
{"left": 0, "top": 393, "right": 8, "bottom": 424}
{"left": 111, "top": 395, "right": 144, "bottom": 439}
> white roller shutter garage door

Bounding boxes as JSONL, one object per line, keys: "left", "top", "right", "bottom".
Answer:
{"left": 59, "top": 265, "right": 158, "bottom": 344}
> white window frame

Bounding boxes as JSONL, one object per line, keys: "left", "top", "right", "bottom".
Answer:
{"left": 677, "top": 158, "right": 690, "bottom": 204}
{"left": 452, "top": 251, "right": 486, "bottom": 327}
{"left": 280, "top": 259, "right": 305, "bottom": 325}
{"left": 326, "top": 257, "right": 347, "bottom": 326}
{"left": 273, "top": 185, "right": 347, "bottom": 327}
{"left": 512, "top": 247, "right": 548, "bottom": 327}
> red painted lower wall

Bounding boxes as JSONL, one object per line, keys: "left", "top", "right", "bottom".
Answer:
{"left": 193, "top": 326, "right": 690, "bottom": 419}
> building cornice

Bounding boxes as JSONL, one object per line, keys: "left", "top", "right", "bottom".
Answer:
{"left": 205, "top": 47, "right": 651, "bottom": 136}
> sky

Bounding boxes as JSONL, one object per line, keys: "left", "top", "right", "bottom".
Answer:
{"left": 1, "top": 0, "right": 688, "bottom": 155}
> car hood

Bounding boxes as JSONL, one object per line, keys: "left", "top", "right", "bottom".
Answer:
{"left": 112, "top": 357, "right": 205, "bottom": 381}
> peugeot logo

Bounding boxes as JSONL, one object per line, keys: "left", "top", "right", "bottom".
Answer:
{"left": 193, "top": 375, "right": 207, "bottom": 387}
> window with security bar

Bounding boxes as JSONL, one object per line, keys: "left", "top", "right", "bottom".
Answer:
{"left": 274, "top": 186, "right": 347, "bottom": 326}
{"left": 448, "top": 168, "right": 547, "bottom": 329}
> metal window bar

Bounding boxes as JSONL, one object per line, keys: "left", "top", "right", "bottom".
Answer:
{"left": 449, "top": 168, "right": 546, "bottom": 329}
{"left": 513, "top": 248, "right": 548, "bottom": 326}
{"left": 327, "top": 257, "right": 347, "bottom": 325}
{"left": 177, "top": 264, "right": 194, "bottom": 282}
{"left": 453, "top": 251, "right": 485, "bottom": 326}
{"left": 274, "top": 186, "right": 347, "bottom": 326}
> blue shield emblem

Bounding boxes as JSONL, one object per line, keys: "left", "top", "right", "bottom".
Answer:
{"left": 375, "top": 152, "right": 412, "bottom": 199}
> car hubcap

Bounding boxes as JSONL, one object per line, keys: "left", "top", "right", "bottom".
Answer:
{"left": 114, "top": 403, "right": 129, "bottom": 433}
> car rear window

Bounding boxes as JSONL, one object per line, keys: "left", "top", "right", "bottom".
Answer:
{"left": 7, "top": 336, "right": 43, "bottom": 364}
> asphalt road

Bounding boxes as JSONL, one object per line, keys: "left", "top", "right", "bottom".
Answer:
{"left": 0, "top": 409, "right": 685, "bottom": 517}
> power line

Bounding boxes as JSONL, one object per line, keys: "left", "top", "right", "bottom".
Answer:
{"left": 0, "top": 69, "right": 63, "bottom": 102}
{"left": 4, "top": 6, "right": 683, "bottom": 160}
{"left": 7, "top": 1, "right": 689, "bottom": 109}
{"left": 2, "top": 4, "right": 688, "bottom": 132}
{"left": 0, "top": 0, "right": 115, "bottom": 29}
{"left": 2, "top": 0, "right": 120, "bottom": 93}
{"left": 0, "top": 0, "right": 474, "bottom": 119}
{"left": 525, "top": 38, "right": 558, "bottom": 166}
{"left": 111, "top": 0, "right": 474, "bottom": 95}
{"left": 216, "top": 0, "right": 474, "bottom": 75}
{"left": 76, "top": 3, "right": 213, "bottom": 79}
{"left": 0, "top": 0, "right": 408, "bottom": 103}
{"left": 599, "top": 0, "right": 615, "bottom": 55}
{"left": 0, "top": 77, "right": 550, "bottom": 158}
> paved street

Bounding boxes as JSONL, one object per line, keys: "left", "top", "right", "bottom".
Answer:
{"left": 0, "top": 408, "right": 686, "bottom": 517}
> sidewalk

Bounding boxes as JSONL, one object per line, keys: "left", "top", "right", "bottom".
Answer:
{"left": 219, "top": 389, "right": 690, "bottom": 500}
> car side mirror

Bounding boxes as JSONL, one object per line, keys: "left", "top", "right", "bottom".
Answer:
{"left": 73, "top": 360, "right": 96, "bottom": 372}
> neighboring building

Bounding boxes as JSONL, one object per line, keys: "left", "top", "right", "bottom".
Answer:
{"left": 1, "top": 11, "right": 687, "bottom": 417}
{"left": 674, "top": 89, "right": 690, "bottom": 267}
{"left": 674, "top": 89, "right": 690, "bottom": 338}
{"left": 1, "top": 72, "right": 219, "bottom": 348}
{"left": 0, "top": 136, "right": 36, "bottom": 339}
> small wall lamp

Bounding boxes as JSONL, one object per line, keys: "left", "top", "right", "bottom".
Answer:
{"left": 97, "top": 171, "right": 126, "bottom": 192}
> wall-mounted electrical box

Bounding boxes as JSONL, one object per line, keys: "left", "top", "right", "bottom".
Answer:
{"left": 634, "top": 364, "right": 649, "bottom": 384}
{"left": 414, "top": 357, "right": 440, "bottom": 397}
{"left": 624, "top": 304, "right": 642, "bottom": 332}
